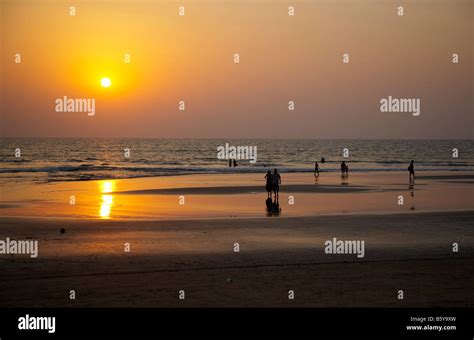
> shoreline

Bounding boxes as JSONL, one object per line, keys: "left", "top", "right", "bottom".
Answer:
{"left": 0, "top": 170, "right": 473, "bottom": 220}
{"left": 2, "top": 169, "right": 474, "bottom": 186}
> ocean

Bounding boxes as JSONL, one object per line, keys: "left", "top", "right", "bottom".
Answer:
{"left": 1, "top": 139, "right": 473, "bottom": 183}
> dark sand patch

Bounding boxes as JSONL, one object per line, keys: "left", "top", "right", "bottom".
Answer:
{"left": 0, "top": 211, "right": 473, "bottom": 307}
{"left": 417, "top": 174, "right": 474, "bottom": 180}
{"left": 116, "top": 184, "right": 374, "bottom": 195}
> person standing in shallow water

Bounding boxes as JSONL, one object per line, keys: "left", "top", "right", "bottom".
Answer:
{"left": 264, "top": 170, "right": 273, "bottom": 198}
{"left": 272, "top": 169, "right": 281, "bottom": 200}
{"left": 314, "top": 161, "right": 320, "bottom": 177}
{"left": 408, "top": 160, "right": 415, "bottom": 180}
{"left": 341, "top": 161, "right": 346, "bottom": 176}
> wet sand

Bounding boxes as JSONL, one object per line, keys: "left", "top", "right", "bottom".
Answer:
{"left": 0, "top": 171, "right": 473, "bottom": 219}
{"left": 0, "top": 171, "right": 473, "bottom": 307}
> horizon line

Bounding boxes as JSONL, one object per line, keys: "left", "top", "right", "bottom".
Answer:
{"left": 1, "top": 137, "right": 473, "bottom": 141}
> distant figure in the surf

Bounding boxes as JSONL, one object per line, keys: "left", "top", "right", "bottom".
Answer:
{"left": 264, "top": 170, "right": 273, "bottom": 198}
{"left": 340, "top": 161, "right": 346, "bottom": 176}
{"left": 233, "top": 159, "right": 238, "bottom": 167}
{"left": 272, "top": 168, "right": 281, "bottom": 200}
{"left": 314, "top": 161, "right": 320, "bottom": 177}
{"left": 408, "top": 160, "right": 415, "bottom": 180}
{"left": 321, "top": 157, "right": 325, "bottom": 163}
{"left": 229, "top": 159, "right": 232, "bottom": 167}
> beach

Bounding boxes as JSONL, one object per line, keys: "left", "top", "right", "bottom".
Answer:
{"left": 0, "top": 171, "right": 473, "bottom": 307}
{"left": 2, "top": 1, "right": 472, "bottom": 336}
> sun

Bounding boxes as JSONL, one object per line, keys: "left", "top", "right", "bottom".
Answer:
{"left": 100, "top": 77, "right": 112, "bottom": 88}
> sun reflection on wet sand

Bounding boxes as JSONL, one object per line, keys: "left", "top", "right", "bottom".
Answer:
{"left": 99, "top": 181, "right": 115, "bottom": 218}
{"left": 0, "top": 172, "right": 472, "bottom": 220}
{"left": 101, "top": 181, "right": 114, "bottom": 193}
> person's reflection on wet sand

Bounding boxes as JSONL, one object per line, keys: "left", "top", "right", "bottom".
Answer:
{"left": 341, "top": 173, "right": 348, "bottom": 185}
{"left": 265, "top": 197, "right": 281, "bottom": 217}
{"left": 409, "top": 181, "right": 415, "bottom": 210}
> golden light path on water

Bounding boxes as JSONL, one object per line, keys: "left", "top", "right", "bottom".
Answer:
{"left": 99, "top": 181, "right": 115, "bottom": 219}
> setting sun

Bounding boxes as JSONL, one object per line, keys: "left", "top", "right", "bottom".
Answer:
{"left": 100, "top": 77, "right": 112, "bottom": 88}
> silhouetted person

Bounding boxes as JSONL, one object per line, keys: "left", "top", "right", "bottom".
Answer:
{"left": 408, "top": 160, "right": 415, "bottom": 180}
{"left": 341, "top": 161, "right": 346, "bottom": 176}
{"left": 264, "top": 170, "right": 273, "bottom": 198}
{"left": 229, "top": 159, "right": 232, "bottom": 167}
{"left": 321, "top": 157, "right": 325, "bottom": 163}
{"left": 233, "top": 159, "right": 237, "bottom": 167}
{"left": 272, "top": 169, "right": 281, "bottom": 200}
{"left": 314, "top": 162, "right": 320, "bottom": 177}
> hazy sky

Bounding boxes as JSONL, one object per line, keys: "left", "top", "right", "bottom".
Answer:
{"left": 1, "top": 0, "right": 472, "bottom": 138}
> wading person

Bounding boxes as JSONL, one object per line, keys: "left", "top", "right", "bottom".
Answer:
{"left": 340, "top": 161, "right": 346, "bottom": 176}
{"left": 264, "top": 170, "right": 273, "bottom": 198}
{"left": 272, "top": 169, "right": 281, "bottom": 200}
{"left": 408, "top": 160, "right": 415, "bottom": 180}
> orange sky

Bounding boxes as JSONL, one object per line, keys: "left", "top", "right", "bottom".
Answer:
{"left": 1, "top": 0, "right": 472, "bottom": 138}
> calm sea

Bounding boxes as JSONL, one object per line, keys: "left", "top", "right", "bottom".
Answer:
{"left": 1, "top": 139, "right": 473, "bottom": 182}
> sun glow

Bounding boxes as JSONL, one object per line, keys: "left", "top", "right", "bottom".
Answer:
{"left": 100, "top": 77, "right": 112, "bottom": 88}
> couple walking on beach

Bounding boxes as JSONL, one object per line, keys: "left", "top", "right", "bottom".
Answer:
{"left": 264, "top": 169, "right": 281, "bottom": 200}
{"left": 264, "top": 169, "right": 282, "bottom": 216}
